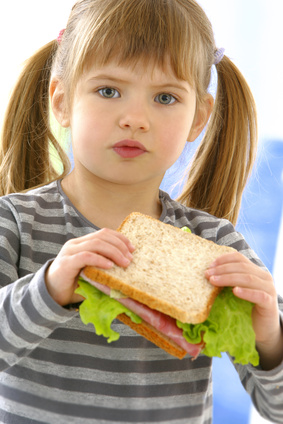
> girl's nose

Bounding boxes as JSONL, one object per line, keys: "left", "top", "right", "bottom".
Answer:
{"left": 119, "top": 102, "right": 150, "bottom": 132}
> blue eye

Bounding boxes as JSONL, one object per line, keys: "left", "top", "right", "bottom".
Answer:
{"left": 155, "top": 93, "right": 176, "bottom": 105}
{"left": 98, "top": 87, "right": 120, "bottom": 98}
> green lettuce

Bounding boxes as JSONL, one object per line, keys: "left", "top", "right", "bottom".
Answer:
{"left": 177, "top": 287, "right": 259, "bottom": 366}
{"left": 75, "top": 278, "right": 142, "bottom": 343}
{"left": 181, "top": 226, "right": 192, "bottom": 233}
{"left": 76, "top": 278, "right": 259, "bottom": 366}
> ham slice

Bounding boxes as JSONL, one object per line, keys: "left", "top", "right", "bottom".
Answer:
{"left": 80, "top": 275, "right": 204, "bottom": 359}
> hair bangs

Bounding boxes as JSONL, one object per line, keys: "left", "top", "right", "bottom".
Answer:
{"left": 56, "top": 0, "right": 214, "bottom": 104}
{"left": 72, "top": 0, "right": 206, "bottom": 89}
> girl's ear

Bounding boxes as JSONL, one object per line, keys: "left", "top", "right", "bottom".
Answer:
{"left": 187, "top": 93, "right": 214, "bottom": 142}
{"left": 49, "top": 78, "right": 70, "bottom": 128}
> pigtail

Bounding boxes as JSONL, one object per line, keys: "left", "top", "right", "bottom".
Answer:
{"left": 178, "top": 55, "right": 257, "bottom": 225}
{"left": 0, "top": 41, "right": 70, "bottom": 196}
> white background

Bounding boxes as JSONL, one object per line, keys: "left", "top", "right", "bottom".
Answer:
{"left": 1, "top": 2, "right": 282, "bottom": 424}
{"left": 1, "top": 0, "right": 283, "bottom": 142}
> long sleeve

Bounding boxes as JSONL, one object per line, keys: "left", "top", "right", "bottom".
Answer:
{"left": 0, "top": 197, "right": 76, "bottom": 371}
{"left": 0, "top": 265, "right": 76, "bottom": 371}
{"left": 0, "top": 183, "right": 283, "bottom": 424}
{"left": 234, "top": 353, "right": 283, "bottom": 423}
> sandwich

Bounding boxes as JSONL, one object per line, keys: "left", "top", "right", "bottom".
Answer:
{"left": 76, "top": 212, "right": 259, "bottom": 366}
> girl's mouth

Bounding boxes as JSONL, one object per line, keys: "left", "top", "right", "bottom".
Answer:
{"left": 113, "top": 140, "right": 147, "bottom": 158}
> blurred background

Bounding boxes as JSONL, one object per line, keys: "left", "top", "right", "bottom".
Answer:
{"left": 0, "top": 1, "right": 282, "bottom": 423}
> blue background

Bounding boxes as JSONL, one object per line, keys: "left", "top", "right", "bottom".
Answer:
{"left": 161, "top": 139, "right": 283, "bottom": 423}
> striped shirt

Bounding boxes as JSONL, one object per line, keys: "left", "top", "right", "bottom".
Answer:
{"left": 0, "top": 180, "right": 283, "bottom": 424}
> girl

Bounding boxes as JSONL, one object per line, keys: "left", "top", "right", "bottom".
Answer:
{"left": 0, "top": 0, "right": 282, "bottom": 423}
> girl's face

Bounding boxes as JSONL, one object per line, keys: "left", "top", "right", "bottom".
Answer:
{"left": 52, "top": 58, "right": 212, "bottom": 190}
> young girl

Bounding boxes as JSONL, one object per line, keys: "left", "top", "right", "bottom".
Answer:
{"left": 0, "top": 0, "right": 282, "bottom": 423}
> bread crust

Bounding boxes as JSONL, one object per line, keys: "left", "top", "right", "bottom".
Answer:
{"left": 117, "top": 313, "right": 187, "bottom": 359}
{"left": 83, "top": 265, "right": 221, "bottom": 323}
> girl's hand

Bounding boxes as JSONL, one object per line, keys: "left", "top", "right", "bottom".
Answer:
{"left": 205, "top": 252, "right": 283, "bottom": 370}
{"left": 45, "top": 229, "right": 135, "bottom": 307}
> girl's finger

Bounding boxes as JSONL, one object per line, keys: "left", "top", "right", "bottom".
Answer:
{"left": 206, "top": 251, "right": 273, "bottom": 290}
{"left": 206, "top": 262, "right": 269, "bottom": 284}
{"left": 71, "top": 240, "right": 132, "bottom": 267}
{"left": 71, "top": 228, "right": 135, "bottom": 252}
{"left": 232, "top": 286, "right": 275, "bottom": 309}
{"left": 208, "top": 251, "right": 254, "bottom": 267}
{"left": 62, "top": 229, "right": 135, "bottom": 266}
{"left": 206, "top": 271, "right": 265, "bottom": 290}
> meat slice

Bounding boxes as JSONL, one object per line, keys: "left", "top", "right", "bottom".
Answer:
{"left": 81, "top": 277, "right": 204, "bottom": 358}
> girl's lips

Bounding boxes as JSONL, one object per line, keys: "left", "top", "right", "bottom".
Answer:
{"left": 113, "top": 140, "right": 147, "bottom": 158}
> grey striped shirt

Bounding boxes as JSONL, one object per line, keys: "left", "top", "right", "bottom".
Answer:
{"left": 0, "top": 180, "right": 283, "bottom": 424}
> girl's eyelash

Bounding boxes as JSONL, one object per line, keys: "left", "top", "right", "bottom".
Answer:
{"left": 97, "top": 87, "right": 120, "bottom": 98}
{"left": 96, "top": 88, "right": 178, "bottom": 104}
{"left": 155, "top": 93, "right": 178, "bottom": 105}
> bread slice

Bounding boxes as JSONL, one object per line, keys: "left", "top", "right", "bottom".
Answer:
{"left": 82, "top": 212, "right": 235, "bottom": 324}
{"left": 117, "top": 314, "right": 187, "bottom": 359}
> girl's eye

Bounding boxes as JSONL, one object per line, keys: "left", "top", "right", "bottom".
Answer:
{"left": 155, "top": 93, "right": 177, "bottom": 105}
{"left": 98, "top": 87, "right": 120, "bottom": 98}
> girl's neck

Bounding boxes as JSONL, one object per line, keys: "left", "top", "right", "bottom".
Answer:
{"left": 61, "top": 171, "right": 162, "bottom": 230}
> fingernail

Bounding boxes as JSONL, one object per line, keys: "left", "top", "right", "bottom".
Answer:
{"left": 126, "top": 252, "right": 133, "bottom": 260}
{"left": 206, "top": 268, "right": 215, "bottom": 276}
{"left": 210, "top": 275, "right": 220, "bottom": 282}
{"left": 122, "top": 256, "right": 131, "bottom": 266}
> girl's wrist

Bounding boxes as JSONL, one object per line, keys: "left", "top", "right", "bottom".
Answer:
{"left": 256, "top": 327, "right": 283, "bottom": 370}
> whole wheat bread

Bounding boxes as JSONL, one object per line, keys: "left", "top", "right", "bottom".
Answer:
{"left": 82, "top": 212, "right": 235, "bottom": 324}
{"left": 117, "top": 313, "right": 187, "bottom": 359}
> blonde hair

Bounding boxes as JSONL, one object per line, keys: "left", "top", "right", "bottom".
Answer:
{"left": 0, "top": 0, "right": 257, "bottom": 224}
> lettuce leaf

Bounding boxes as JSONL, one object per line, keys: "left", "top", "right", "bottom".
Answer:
{"left": 177, "top": 287, "right": 259, "bottom": 366}
{"left": 76, "top": 278, "right": 259, "bottom": 366}
{"left": 181, "top": 226, "right": 192, "bottom": 233}
{"left": 75, "top": 278, "right": 142, "bottom": 343}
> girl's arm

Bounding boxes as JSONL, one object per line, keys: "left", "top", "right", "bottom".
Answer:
{"left": 0, "top": 200, "right": 134, "bottom": 371}
{"left": 205, "top": 252, "right": 283, "bottom": 370}
{"left": 45, "top": 229, "right": 135, "bottom": 306}
{"left": 205, "top": 250, "right": 283, "bottom": 422}
{"left": 0, "top": 264, "right": 76, "bottom": 372}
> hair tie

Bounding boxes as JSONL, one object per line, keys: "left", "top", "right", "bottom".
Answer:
{"left": 57, "top": 29, "right": 66, "bottom": 44}
{"left": 214, "top": 48, "right": 225, "bottom": 65}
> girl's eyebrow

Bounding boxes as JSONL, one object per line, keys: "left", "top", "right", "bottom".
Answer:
{"left": 151, "top": 83, "right": 190, "bottom": 94}
{"left": 87, "top": 74, "right": 128, "bottom": 84}
{"left": 87, "top": 74, "right": 190, "bottom": 93}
